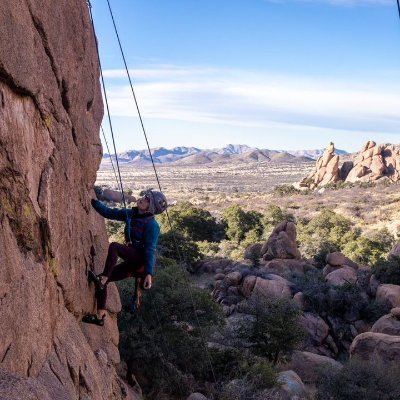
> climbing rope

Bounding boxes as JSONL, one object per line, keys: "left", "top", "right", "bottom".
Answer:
{"left": 397, "top": 0, "right": 400, "bottom": 20}
{"left": 88, "top": 0, "right": 218, "bottom": 386}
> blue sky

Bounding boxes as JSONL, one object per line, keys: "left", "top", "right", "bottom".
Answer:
{"left": 91, "top": 0, "right": 400, "bottom": 152}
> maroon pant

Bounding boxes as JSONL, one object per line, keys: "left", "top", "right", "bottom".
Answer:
{"left": 97, "top": 241, "right": 144, "bottom": 310}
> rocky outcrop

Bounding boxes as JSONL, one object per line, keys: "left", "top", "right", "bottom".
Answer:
{"left": 0, "top": 1, "right": 139, "bottom": 399}
{"left": 300, "top": 141, "right": 400, "bottom": 189}
{"left": 346, "top": 141, "right": 400, "bottom": 183}
{"left": 299, "top": 142, "right": 340, "bottom": 189}
{"left": 260, "top": 221, "right": 301, "bottom": 260}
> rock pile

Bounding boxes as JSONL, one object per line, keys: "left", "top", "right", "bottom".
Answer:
{"left": 300, "top": 140, "right": 400, "bottom": 189}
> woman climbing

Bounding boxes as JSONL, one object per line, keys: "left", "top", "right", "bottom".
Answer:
{"left": 82, "top": 189, "right": 168, "bottom": 326}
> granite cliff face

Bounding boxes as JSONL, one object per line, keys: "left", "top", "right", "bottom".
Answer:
{"left": 0, "top": 1, "right": 139, "bottom": 399}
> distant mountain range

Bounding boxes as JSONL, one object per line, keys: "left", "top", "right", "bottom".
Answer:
{"left": 101, "top": 144, "right": 348, "bottom": 166}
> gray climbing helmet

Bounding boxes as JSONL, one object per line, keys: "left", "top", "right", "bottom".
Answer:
{"left": 146, "top": 190, "right": 168, "bottom": 215}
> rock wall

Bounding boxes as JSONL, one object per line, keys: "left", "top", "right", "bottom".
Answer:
{"left": 0, "top": 1, "right": 139, "bottom": 399}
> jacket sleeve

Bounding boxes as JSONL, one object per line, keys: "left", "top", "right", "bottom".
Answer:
{"left": 91, "top": 199, "right": 129, "bottom": 222}
{"left": 143, "top": 221, "right": 160, "bottom": 276}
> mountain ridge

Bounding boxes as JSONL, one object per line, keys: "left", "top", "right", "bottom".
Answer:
{"left": 101, "top": 144, "right": 348, "bottom": 166}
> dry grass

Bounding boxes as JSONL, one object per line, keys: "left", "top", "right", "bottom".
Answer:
{"left": 96, "top": 161, "right": 400, "bottom": 237}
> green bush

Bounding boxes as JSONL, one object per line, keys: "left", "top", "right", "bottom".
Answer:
{"left": 316, "top": 357, "right": 400, "bottom": 400}
{"left": 196, "top": 240, "right": 220, "bottom": 257}
{"left": 291, "top": 273, "right": 389, "bottom": 323}
{"left": 117, "top": 264, "right": 225, "bottom": 399}
{"left": 272, "top": 184, "right": 300, "bottom": 196}
{"left": 238, "top": 297, "right": 305, "bottom": 365}
{"left": 372, "top": 256, "right": 400, "bottom": 285}
{"left": 263, "top": 205, "right": 295, "bottom": 237}
{"left": 297, "top": 209, "right": 357, "bottom": 263}
{"left": 158, "top": 202, "right": 224, "bottom": 242}
{"left": 342, "top": 229, "right": 395, "bottom": 265}
{"left": 222, "top": 205, "right": 263, "bottom": 243}
{"left": 157, "top": 230, "right": 202, "bottom": 266}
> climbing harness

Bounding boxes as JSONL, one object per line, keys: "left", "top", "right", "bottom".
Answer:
{"left": 87, "top": 0, "right": 218, "bottom": 385}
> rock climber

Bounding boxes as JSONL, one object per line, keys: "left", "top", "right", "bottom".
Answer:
{"left": 82, "top": 189, "right": 168, "bottom": 326}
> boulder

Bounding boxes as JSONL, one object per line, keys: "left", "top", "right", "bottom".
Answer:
{"left": 286, "top": 351, "right": 342, "bottom": 383}
{"left": 240, "top": 275, "right": 258, "bottom": 298}
{"left": 251, "top": 275, "right": 292, "bottom": 300}
{"left": 376, "top": 284, "right": 400, "bottom": 308}
{"left": 371, "top": 313, "right": 400, "bottom": 336}
{"left": 261, "top": 222, "right": 301, "bottom": 260}
{"left": 350, "top": 332, "right": 400, "bottom": 363}
{"left": 391, "top": 307, "right": 400, "bottom": 318}
{"left": 300, "top": 313, "right": 329, "bottom": 345}
{"left": 277, "top": 370, "right": 307, "bottom": 400}
{"left": 223, "top": 271, "right": 242, "bottom": 287}
{"left": 326, "top": 252, "right": 359, "bottom": 269}
{"left": 265, "top": 259, "right": 314, "bottom": 275}
{"left": 325, "top": 266, "right": 357, "bottom": 286}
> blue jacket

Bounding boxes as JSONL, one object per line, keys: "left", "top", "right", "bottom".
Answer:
{"left": 92, "top": 200, "right": 160, "bottom": 276}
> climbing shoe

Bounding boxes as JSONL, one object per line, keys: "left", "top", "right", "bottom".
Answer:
{"left": 88, "top": 270, "right": 105, "bottom": 291}
{"left": 82, "top": 314, "right": 105, "bottom": 326}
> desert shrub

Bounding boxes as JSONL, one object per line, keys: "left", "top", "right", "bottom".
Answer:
{"left": 272, "top": 184, "right": 300, "bottom": 196}
{"left": 316, "top": 357, "right": 400, "bottom": 400}
{"left": 196, "top": 240, "right": 220, "bottom": 257}
{"left": 244, "top": 360, "right": 278, "bottom": 389}
{"left": 217, "top": 359, "right": 279, "bottom": 400}
{"left": 297, "top": 209, "right": 359, "bottom": 265}
{"left": 362, "top": 298, "right": 391, "bottom": 323}
{"left": 158, "top": 230, "right": 202, "bottom": 266}
{"left": 372, "top": 256, "right": 400, "bottom": 285}
{"left": 222, "top": 205, "right": 263, "bottom": 243}
{"left": 238, "top": 297, "right": 305, "bottom": 365}
{"left": 291, "top": 273, "right": 389, "bottom": 323}
{"left": 342, "top": 228, "right": 395, "bottom": 265}
{"left": 158, "top": 202, "right": 224, "bottom": 242}
{"left": 118, "top": 264, "right": 225, "bottom": 399}
{"left": 291, "top": 271, "right": 331, "bottom": 315}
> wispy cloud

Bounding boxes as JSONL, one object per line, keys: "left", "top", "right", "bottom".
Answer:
{"left": 102, "top": 64, "right": 400, "bottom": 137}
